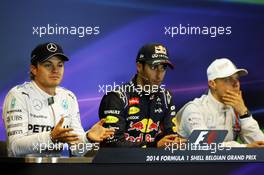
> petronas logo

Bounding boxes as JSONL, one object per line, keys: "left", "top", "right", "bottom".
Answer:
{"left": 62, "top": 99, "right": 68, "bottom": 110}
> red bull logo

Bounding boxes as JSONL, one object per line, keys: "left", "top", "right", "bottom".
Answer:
{"left": 128, "top": 118, "right": 159, "bottom": 133}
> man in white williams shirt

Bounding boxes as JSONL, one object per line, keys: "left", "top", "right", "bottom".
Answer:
{"left": 177, "top": 58, "right": 264, "bottom": 147}
{"left": 2, "top": 42, "right": 114, "bottom": 157}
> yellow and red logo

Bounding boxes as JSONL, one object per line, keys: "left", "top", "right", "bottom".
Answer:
{"left": 105, "top": 115, "right": 119, "bottom": 124}
{"left": 128, "top": 106, "right": 140, "bottom": 115}
{"left": 128, "top": 118, "right": 159, "bottom": 133}
{"left": 129, "top": 97, "right": 140, "bottom": 106}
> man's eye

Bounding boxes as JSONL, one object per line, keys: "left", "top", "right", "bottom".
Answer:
{"left": 150, "top": 65, "right": 158, "bottom": 70}
{"left": 58, "top": 63, "right": 64, "bottom": 67}
{"left": 44, "top": 64, "right": 52, "bottom": 68}
{"left": 162, "top": 65, "right": 168, "bottom": 71}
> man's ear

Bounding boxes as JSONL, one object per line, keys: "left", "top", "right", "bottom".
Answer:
{"left": 136, "top": 62, "right": 143, "bottom": 74}
{"left": 30, "top": 64, "right": 37, "bottom": 76}
{"left": 208, "top": 80, "right": 216, "bottom": 91}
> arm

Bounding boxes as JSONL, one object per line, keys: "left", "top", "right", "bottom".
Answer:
{"left": 98, "top": 92, "right": 142, "bottom": 147}
{"left": 163, "top": 91, "right": 177, "bottom": 135}
{"left": 67, "top": 93, "right": 90, "bottom": 156}
{"left": 222, "top": 90, "right": 264, "bottom": 147}
{"left": 2, "top": 90, "right": 53, "bottom": 157}
{"left": 179, "top": 103, "right": 244, "bottom": 147}
{"left": 239, "top": 116, "right": 264, "bottom": 143}
{"left": 68, "top": 92, "right": 115, "bottom": 155}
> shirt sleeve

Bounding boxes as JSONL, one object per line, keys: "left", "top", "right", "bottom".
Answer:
{"left": 179, "top": 103, "right": 209, "bottom": 138}
{"left": 239, "top": 116, "right": 264, "bottom": 143}
{"left": 162, "top": 91, "right": 177, "bottom": 135}
{"left": 67, "top": 92, "right": 91, "bottom": 156}
{"left": 98, "top": 92, "right": 142, "bottom": 147}
{"left": 178, "top": 103, "right": 250, "bottom": 147}
{"left": 2, "top": 90, "right": 53, "bottom": 157}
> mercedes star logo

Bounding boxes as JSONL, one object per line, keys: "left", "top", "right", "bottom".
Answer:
{"left": 47, "top": 43, "right": 57, "bottom": 52}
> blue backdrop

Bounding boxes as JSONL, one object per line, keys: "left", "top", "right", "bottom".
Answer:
{"left": 1, "top": 1, "right": 264, "bottom": 170}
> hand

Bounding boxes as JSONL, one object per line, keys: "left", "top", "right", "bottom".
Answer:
{"left": 157, "top": 134, "right": 187, "bottom": 148}
{"left": 86, "top": 119, "right": 115, "bottom": 142}
{"left": 50, "top": 117, "right": 79, "bottom": 144}
{"left": 247, "top": 141, "right": 264, "bottom": 148}
{"left": 222, "top": 90, "right": 248, "bottom": 115}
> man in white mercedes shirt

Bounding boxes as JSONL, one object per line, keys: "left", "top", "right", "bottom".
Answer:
{"left": 2, "top": 42, "right": 114, "bottom": 157}
{"left": 177, "top": 58, "right": 264, "bottom": 147}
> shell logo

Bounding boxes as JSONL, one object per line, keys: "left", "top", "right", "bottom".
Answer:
{"left": 128, "top": 106, "right": 140, "bottom": 115}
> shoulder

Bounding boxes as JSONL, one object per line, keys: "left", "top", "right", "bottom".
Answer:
{"left": 178, "top": 94, "right": 208, "bottom": 119}
{"left": 101, "top": 90, "right": 127, "bottom": 107}
{"left": 159, "top": 88, "right": 174, "bottom": 106}
{"left": 56, "top": 86, "right": 77, "bottom": 101}
{"left": 5, "top": 82, "right": 32, "bottom": 99}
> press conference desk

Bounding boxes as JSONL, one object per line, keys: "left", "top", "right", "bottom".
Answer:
{"left": 0, "top": 148, "right": 263, "bottom": 175}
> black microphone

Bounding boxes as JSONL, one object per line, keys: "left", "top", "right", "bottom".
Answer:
{"left": 48, "top": 97, "right": 54, "bottom": 105}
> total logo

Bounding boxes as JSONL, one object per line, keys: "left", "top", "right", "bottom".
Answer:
{"left": 128, "top": 118, "right": 159, "bottom": 133}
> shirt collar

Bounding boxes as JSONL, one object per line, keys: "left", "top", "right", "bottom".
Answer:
{"left": 130, "top": 74, "right": 162, "bottom": 97}
{"left": 31, "top": 80, "right": 57, "bottom": 99}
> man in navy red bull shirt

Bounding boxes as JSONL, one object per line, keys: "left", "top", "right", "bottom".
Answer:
{"left": 98, "top": 43, "right": 185, "bottom": 147}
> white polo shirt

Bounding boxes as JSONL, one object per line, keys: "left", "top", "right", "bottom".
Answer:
{"left": 177, "top": 91, "right": 264, "bottom": 147}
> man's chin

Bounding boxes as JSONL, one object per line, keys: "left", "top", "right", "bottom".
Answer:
{"left": 48, "top": 81, "right": 61, "bottom": 87}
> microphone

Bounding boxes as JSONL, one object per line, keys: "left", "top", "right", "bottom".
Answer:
{"left": 48, "top": 97, "right": 54, "bottom": 105}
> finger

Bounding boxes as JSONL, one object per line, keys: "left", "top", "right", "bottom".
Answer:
{"left": 164, "top": 134, "right": 178, "bottom": 139}
{"left": 104, "top": 130, "right": 115, "bottom": 135}
{"left": 256, "top": 141, "right": 264, "bottom": 145}
{"left": 58, "top": 128, "right": 74, "bottom": 134}
{"left": 226, "top": 90, "right": 239, "bottom": 96}
{"left": 175, "top": 138, "right": 187, "bottom": 143}
{"left": 162, "top": 139, "right": 175, "bottom": 143}
{"left": 57, "top": 128, "right": 78, "bottom": 137}
{"left": 223, "top": 94, "right": 237, "bottom": 101}
{"left": 56, "top": 117, "right": 65, "bottom": 128}
{"left": 222, "top": 101, "right": 235, "bottom": 107}
{"left": 107, "top": 128, "right": 115, "bottom": 132}
{"left": 97, "top": 119, "right": 106, "bottom": 126}
{"left": 222, "top": 97, "right": 236, "bottom": 104}
{"left": 102, "top": 134, "right": 114, "bottom": 139}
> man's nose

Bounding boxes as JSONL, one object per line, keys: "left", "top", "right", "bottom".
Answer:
{"left": 51, "top": 65, "right": 59, "bottom": 72}
{"left": 232, "top": 79, "right": 240, "bottom": 87}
